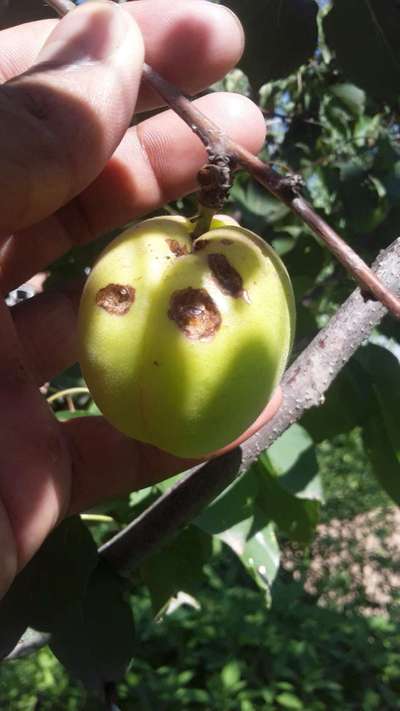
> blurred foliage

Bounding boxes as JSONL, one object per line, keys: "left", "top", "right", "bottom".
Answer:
{"left": 2, "top": 432, "right": 398, "bottom": 710}
{"left": 318, "top": 429, "right": 390, "bottom": 522}
{"left": 2, "top": 510, "right": 400, "bottom": 710}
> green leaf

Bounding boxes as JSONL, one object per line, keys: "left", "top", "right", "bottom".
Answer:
{"left": 195, "top": 471, "right": 259, "bottom": 535}
{"left": 305, "top": 166, "right": 339, "bottom": 214}
{"left": 26, "top": 516, "right": 98, "bottom": 631}
{"left": 262, "top": 424, "right": 322, "bottom": 500}
{"left": 232, "top": 179, "right": 290, "bottom": 223}
{"left": 239, "top": 511, "right": 280, "bottom": 593}
{"left": 362, "top": 415, "right": 400, "bottom": 506}
{"left": 329, "top": 83, "right": 366, "bottom": 116}
{"left": 221, "top": 660, "right": 242, "bottom": 689}
{"left": 356, "top": 344, "right": 400, "bottom": 503}
{"left": 3, "top": 627, "right": 51, "bottom": 661}
{"left": 50, "top": 560, "right": 135, "bottom": 693}
{"left": 196, "top": 475, "right": 280, "bottom": 593}
{"left": 276, "top": 691, "right": 304, "bottom": 709}
{"left": 0, "top": 585, "right": 29, "bottom": 661}
{"left": 0, "top": 517, "right": 98, "bottom": 661}
{"left": 257, "top": 425, "right": 323, "bottom": 544}
{"left": 324, "top": 0, "right": 400, "bottom": 102}
{"left": 55, "top": 409, "right": 90, "bottom": 421}
{"left": 140, "top": 526, "right": 213, "bottom": 615}
{"left": 301, "top": 362, "right": 371, "bottom": 442}
{"left": 224, "top": 0, "right": 318, "bottom": 89}
{"left": 340, "top": 168, "right": 389, "bottom": 234}
{"left": 357, "top": 344, "right": 400, "bottom": 459}
{"left": 219, "top": 510, "right": 280, "bottom": 594}
{"left": 283, "top": 234, "right": 326, "bottom": 294}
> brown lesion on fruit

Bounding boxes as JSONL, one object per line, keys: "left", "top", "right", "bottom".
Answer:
{"left": 221, "top": 238, "right": 234, "bottom": 246}
{"left": 95, "top": 284, "right": 135, "bottom": 315}
{"left": 166, "top": 239, "right": 188, "bottom": 257}
{"left": 193, "top": 239, "right": 209, "bottom": 252}
{"left": 208, "top": 253, "right": 245, "bottom": 299}
{"left": 168, "top": 287, "right": 221, "bottom": 341}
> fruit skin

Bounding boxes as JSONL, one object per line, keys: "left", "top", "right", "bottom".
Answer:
{"left": 78, "top": 215, "right": 295, "bottom": 458}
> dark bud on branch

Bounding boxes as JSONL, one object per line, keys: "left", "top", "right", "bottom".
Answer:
{"left": 197, "top": 154, "right": 235, "bottom": 211}
{"left": 278, "top": 172, "right": 305, "bottom": 200}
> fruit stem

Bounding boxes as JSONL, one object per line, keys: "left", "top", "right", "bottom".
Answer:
{"left": 191, "top": 205, "right": 216, "bottom": 240}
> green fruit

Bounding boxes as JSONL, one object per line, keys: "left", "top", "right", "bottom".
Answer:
{"left": 78, "top": 215, "right": 295, "bottom": 458}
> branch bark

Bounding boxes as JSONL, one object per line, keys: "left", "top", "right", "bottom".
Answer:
{"left": 7, "top": 231, "right": 399, "bottom": 659}
{"left": 101, "top": 238, "right": 400, "bottom": 573}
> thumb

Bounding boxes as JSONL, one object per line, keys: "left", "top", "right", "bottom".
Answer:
{"left": 0, "top": 2, "right": 144, "bottom": 237}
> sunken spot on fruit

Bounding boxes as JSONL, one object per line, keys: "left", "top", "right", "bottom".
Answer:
{"left": 166, "top": 239, "right": 188, "bottom": 257}
{"left": 208, "top": 253, "right": 244, "bottom": 299}
{"left": 168, "top": 287, "right": 221, "bottom": 341}
{"left": 221, "top": 238, "right": 234, "bottom": 245}
{"left": 193, "top": 239, "right": 209, "bottom": 251}
{"left": 95, "top": 284, "right": 135, "bottom": 315}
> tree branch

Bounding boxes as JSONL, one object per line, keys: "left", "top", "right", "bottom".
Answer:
{"left": 101, "top": 238, "right": 400, "bottom": 573}
{"left": 11, "top": 235, "right": 399, "bottom": 654}
{"left": 99, "top": 450, "right": 242, "bottom": 570}
{"left": 46, "top": 0, "right": 400, "bottom": 320}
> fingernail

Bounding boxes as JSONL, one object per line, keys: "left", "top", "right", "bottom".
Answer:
{"left": 37, "top": 2, "right": 127, "bottom": 66}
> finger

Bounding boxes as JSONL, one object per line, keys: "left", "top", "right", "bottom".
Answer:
{"left": 1, "top": 92, "right": 266, "bottom": 294}
{"left": 63, "top": 387, "right": 281, "bottom": 514}
{"left": 0, "top": 498, "right": 16, "bottom": 602}
{"left": 207, "top": 388, "right": 283, "bottom": 457}
{"left": 127, "top": 0, "right": 244, "bottom": 109}
{"left": 64, "top": 416, "right": 194, "bottom": 515}
{"left": 0, "top": 1, "right": 244, "bottom": 112}
{"left": 0, "top": 20, "right": 56, "bottom": 82}
{"left": 11, "top": 282, "right": 82, "bottom": 386}
{"left": 0, "top": 297, "right": 71, "bottom": 599}
{"left": 0, "top": 1, "right": 144, "bottom": 237}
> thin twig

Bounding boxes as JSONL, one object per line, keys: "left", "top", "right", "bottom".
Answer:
{"left": 142, "top": 66, "right": 400, "bottom": 320}
{"left": 46, "top": 0, "right": 400, "bottom": 319}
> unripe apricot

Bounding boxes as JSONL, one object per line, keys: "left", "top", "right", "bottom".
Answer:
{"left": 78, "top": 215, "right": 295, "bottom": 458}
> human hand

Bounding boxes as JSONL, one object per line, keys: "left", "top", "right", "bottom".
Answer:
{"left": 0, "top": 0, "right": 280, "bottom": 599}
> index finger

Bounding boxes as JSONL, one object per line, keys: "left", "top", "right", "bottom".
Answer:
{"left": 63, "top": 389, "right": 282, "bottom": 515}
{"left": 0, "top": 0, "right": 244, "bottom": 113}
